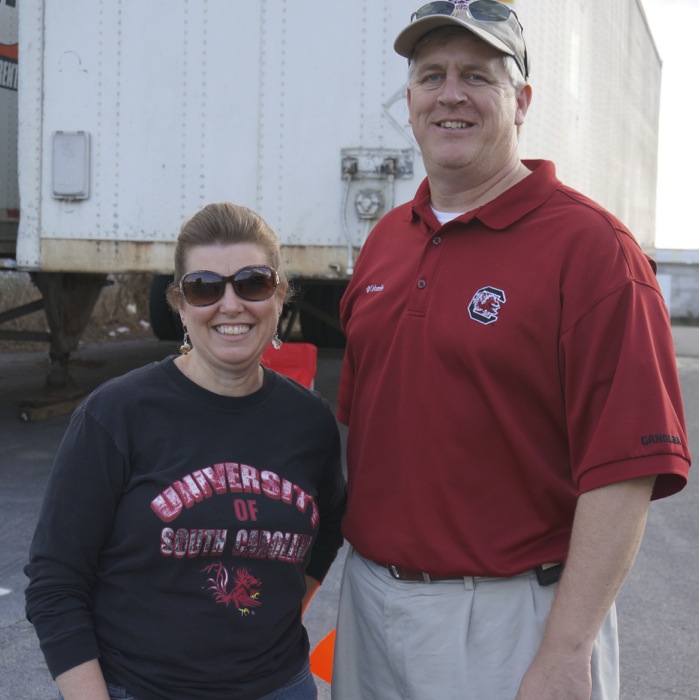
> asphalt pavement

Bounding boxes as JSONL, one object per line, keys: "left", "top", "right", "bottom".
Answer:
{"left": 0, "top": 328, "right": 697, "bottom": 700}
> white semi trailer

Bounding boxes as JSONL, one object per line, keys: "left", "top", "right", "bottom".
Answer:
{"left": 0, "top": 0, "right": 661, "bottom": 366}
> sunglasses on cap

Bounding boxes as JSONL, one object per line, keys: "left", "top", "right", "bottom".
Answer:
{"left": 180, "top": 265, "right": 279, "bottom": 306}
{"left": 411, "top": 0, "right": 515, "bottom": 23}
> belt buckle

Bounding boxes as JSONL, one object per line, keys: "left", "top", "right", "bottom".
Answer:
{"left": 388, "top": 565, "right": 432, "bottom": 582}
{"left": 388, "top": 565, "right": 403, "bottom": 580}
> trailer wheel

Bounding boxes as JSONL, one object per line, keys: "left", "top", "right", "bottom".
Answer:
{"left": 298, "top": 282, "right": 347, "bottom": 349}
{"left": 149, "top": 275, "right": 183, "bottom": 341}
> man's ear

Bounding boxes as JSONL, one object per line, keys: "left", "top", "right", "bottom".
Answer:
{"left": 515, "top": 84, "right": 533, "bottom": 126}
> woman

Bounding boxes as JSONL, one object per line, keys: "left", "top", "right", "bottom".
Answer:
{"left": 25, "top": 203, "right": 346, "bottom": 700}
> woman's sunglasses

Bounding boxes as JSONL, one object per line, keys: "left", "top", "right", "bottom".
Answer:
{"left": 411, "top": 0, "right": 514, "bottom": 24}
{"left": 180, "top": 265, "right": 279, "bottom": 306}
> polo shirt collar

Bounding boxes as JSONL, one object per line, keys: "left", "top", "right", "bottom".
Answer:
{"left": 411, "top": 160, "right": 560, "bottom": 232}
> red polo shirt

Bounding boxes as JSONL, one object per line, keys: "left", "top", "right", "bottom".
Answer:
{"left": 338, "top": 160, "right": 690, "bottom": 577}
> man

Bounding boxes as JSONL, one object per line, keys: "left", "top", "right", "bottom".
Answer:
{"left": 331, "top": 2, "right": 691, "bottom": 699}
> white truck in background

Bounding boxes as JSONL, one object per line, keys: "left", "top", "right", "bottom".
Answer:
{"left": 1, "top": 0, "right": 661, "bottom": 370}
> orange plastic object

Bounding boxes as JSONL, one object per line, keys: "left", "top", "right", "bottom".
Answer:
{"left": 310, "top": 628, "right": 336, "bottom": 684}
{"left": 261, "top": 342, "right": 318, "bottom": 389}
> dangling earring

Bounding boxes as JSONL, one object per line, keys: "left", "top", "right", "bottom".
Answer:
{"left": 179, "top": 325, "right": 192, "bottom": 355}
{"left": 271, "top": 331, "right": 282, "bottom": 350}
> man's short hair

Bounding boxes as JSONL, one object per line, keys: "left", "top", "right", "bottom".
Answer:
{"left": 407, "top": 27, "right": 526, "bottom": 91}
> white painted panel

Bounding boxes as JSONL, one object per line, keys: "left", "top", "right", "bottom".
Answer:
{"left": 15, "top": 0, "right": 661, "bottom": 274}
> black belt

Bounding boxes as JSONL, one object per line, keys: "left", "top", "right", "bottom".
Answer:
{"left": 383, "top": 562, "right": 564, "bottom": 586}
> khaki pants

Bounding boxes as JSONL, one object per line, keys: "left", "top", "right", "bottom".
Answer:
{"left": 331, "top": 551, "right": 619, "bottom": 700}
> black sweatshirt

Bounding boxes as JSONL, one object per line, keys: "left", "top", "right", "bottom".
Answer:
{"left": 25, "top": 358, "right": 346, "bottom": 700}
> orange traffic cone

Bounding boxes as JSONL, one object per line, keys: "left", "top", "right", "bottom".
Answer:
{"left": 310, "top": 628, "right": 336, "bottom": 684}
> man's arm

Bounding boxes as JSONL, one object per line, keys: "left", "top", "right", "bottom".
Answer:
{"left": 516, "top": 475, "right": 656, "bottom": 700}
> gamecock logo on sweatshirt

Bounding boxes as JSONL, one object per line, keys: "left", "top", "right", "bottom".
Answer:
{"left": 203, "top": 562, "right": 262, "bottom": 616}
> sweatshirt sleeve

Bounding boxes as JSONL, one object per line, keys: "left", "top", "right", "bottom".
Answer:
{"left": 305, "top": 413, "right": 346, "bottom": 583}
{"left": 24, "top": 405, "right": 127, "bottom": 679}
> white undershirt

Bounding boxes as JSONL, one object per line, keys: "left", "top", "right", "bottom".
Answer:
{"left": 431, "top": 206, "right": 465, "bottom": 225}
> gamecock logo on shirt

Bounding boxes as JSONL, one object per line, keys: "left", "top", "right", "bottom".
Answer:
{"left": 203, "top": 563, "right": 262, "bottom": 616}
{"left": 468, "top": 286, "right": 507, "bottom": 325}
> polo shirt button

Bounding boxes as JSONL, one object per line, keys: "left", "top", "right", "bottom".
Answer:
{"left": 432, "top": 236, "right": 442, "bottom": 245}
{"left": 417, "top": 279, "right": 426, "bottom": 289}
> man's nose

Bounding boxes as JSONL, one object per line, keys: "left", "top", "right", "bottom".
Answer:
{"left": 438, "top": 74, "right": 468, "bottom": 104}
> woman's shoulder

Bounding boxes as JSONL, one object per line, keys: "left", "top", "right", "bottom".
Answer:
{"left": 266, "top": 369, "right": 334, "bottom": 415}
{"left": 83, "top": 357, "right": 175, "bottom": 408}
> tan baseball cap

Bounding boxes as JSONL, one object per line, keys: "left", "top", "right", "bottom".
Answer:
{"left": 394, "top": 1, "right": 528, "bottom": 79}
